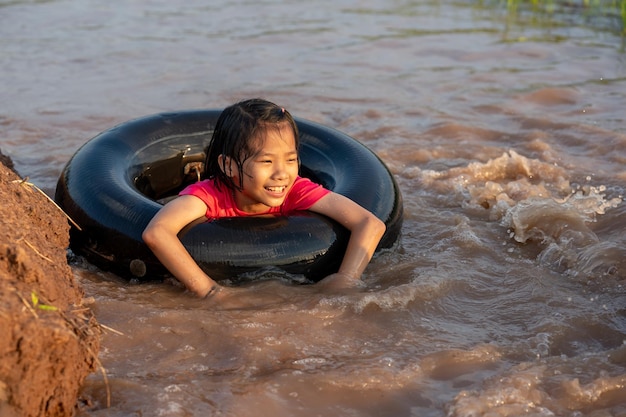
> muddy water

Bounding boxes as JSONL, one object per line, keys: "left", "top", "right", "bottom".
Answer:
{"left": 1, "top": 0, "right": 625, "bottom": 416}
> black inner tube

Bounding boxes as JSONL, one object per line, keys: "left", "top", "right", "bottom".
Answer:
{"left": 55, "top": 110, "right": 403, "bottom": 283}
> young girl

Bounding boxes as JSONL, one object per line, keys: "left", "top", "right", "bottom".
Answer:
{"left": 142, "top": 98, "right": 386, "bottom": 300}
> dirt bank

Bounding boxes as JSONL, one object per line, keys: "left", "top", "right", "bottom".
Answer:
{"left": 0, "top": 151, "right": 101, "bottom": 417}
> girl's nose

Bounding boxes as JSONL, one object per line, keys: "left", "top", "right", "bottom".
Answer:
{"left": 272, "top": 160, "right": 292, "bottom": 180}
{"left": 273, "top": 163, "right": 288, "bottom": 179}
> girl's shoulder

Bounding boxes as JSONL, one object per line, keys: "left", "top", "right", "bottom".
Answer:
{"left": 179, "top": 178, "right": 221, "bottom": 198}
{"left": 292, "top": 175, "right": 330, "bottom": 193}
{"left": 179, "top": 179, "right": 235, "bottom": 217}
{"left": 284, "top": 176, "right": 331, "bottom": 212}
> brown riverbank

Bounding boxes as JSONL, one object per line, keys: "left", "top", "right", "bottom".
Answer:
{"left": 0, "top": 151, "right": 101, "bottom": 417}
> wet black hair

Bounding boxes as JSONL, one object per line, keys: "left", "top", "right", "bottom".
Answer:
{"left": 204, "top": 98, "right": 299, "bottom": 191}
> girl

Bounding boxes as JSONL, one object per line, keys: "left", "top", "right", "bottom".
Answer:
{"left": 142, "top": 98, "right": 386, "bottom": 300}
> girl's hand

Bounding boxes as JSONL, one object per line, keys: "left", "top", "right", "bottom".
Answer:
{"left": 317, "top": 272, "right": 365, "bottom": 291}
{"left": 203, "top": 284, "right": 230, "bottom": 302}
{"left": 201, "top": 283, "right": 289, "bottom": 309}
{"left": 308, "top": 193, "right": 386, "bottom": 286}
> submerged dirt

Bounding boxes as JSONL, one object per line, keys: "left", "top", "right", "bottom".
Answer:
{"left": 0, "top": 151, "right": 101, "bottom": 417}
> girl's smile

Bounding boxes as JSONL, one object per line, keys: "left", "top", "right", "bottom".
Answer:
{"left": 226, "top": 123, "right": 299, "bottom": 214}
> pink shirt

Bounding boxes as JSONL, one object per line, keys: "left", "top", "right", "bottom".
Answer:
{"left": 179, "top": 176, "right": 331, "bottom": 219}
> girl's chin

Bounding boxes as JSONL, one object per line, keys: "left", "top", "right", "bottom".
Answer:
{"left": 235, "top": 187, "right": 290, "bottom": 212}
{"left": 265, "top": 196, "right": 287, "bottom": 207}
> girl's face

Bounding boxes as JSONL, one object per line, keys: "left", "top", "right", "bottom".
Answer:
{"left": 224, "top": 123, "right": 299, "bottom": 214}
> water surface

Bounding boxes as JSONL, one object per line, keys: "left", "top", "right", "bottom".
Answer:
{"left": 1, "top": 1, "right": 625, "bottom": 416}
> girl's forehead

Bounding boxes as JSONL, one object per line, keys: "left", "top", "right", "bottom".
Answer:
{"left": 253, "top": 123, "right": 297, "bottom": 151}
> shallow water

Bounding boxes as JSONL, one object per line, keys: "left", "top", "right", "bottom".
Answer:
{"left": 1, "top": 0, "right": 625, "bottom": 416}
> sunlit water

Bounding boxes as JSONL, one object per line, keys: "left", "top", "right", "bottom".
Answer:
{"left": 1, "top": 1, "right": 625, "bottom": 416}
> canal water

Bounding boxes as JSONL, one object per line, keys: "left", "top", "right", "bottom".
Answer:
{"left": 1, "top": 1, "right": 625, "bottom": 416}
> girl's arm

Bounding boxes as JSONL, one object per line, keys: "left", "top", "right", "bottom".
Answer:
{"left": 308, "top": 192, "right": 386, "bottom": 288}
{"left": 142, "top": 195, "right": 220, "bottom": 298}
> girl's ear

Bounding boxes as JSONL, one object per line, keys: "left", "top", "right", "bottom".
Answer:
{"left": 217, "top": 154, "right": 235, "bottom": 177}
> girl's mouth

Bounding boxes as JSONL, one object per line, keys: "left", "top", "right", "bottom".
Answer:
{"left": 265, "top": 186, "right": 287, "bottom": 194}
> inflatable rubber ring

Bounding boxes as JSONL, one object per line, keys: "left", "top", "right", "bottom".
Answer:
{"left": 55, "top": 110, "right": 403, "bottom": 282}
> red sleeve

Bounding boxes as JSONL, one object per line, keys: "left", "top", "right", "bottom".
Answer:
{"left": 178, "top": 179, "right": 228, "bottom": 218}
{"left": 283, "top": 176, "right": 331, "bottom": 213}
